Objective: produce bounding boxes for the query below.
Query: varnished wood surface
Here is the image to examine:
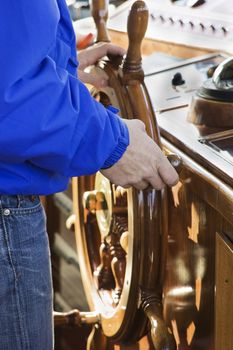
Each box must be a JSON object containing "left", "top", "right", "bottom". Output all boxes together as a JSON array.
[
  {"left": 162, "top": 138, "right": 233, "bottom": 226},
  {"left": 188, "top": 95, "right": 233, "bottom": 128},
  {"left": 215, "top": 233, "right": 233, "bottom": 350},
  {"left": 157, "top": 140, "right": 233, "bottom": 349},
  {"left": 91, "top": 0, "right": 110, "bottom": 42}
]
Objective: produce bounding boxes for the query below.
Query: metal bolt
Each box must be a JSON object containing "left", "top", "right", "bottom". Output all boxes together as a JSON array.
[{"left": 3, "top": 209, "right": 11, "bottom": 216}]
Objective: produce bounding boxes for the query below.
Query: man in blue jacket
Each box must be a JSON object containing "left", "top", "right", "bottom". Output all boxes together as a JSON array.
[{"left": 0, "top": 1, "right": 178, "bottom": 349}]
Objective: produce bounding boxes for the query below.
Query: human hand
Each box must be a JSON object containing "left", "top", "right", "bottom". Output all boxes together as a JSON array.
[
  {"left": 77, "top": 42, "right": 126, "bottom": 88},
  {"left": 101, "top": 119, "right": 179, "bottom": 190}
]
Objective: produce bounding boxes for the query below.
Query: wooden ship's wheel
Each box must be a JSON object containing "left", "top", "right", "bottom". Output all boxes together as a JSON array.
[{"left": 55, "top": 1, "right": 180, "bottom": 349}]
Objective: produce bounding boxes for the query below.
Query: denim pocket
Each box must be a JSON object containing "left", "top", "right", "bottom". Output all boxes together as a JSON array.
[{"left": 0, "top": 197, "right": 53, "bottom": 349}]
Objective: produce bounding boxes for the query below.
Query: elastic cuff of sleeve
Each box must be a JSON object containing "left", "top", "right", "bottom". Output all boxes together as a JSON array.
[
  {"left": 102, "top": 121, "right": 129, "bottom": 169},
  {"left": 106, "top": 105, "right": 120, "bottom": 114}
]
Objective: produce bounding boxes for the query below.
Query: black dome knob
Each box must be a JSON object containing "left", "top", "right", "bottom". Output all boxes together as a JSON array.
[{"left": 172, "top": 72, "right": 185, "bottom": 86}]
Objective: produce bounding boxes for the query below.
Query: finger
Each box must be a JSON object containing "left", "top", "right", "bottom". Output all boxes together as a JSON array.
[
  {"left": 78, "top": 43, "right": 126, "bottom": 69},
  {"left": 78, "top": 70, "right": 108, "bottom": 88},
  {"left": 98, "top": 42, "right": 126, "bottom": 57},
  {"left": 123, "top": 118, "right": 146, "bottom": 132},
  {"left": 132, "top": 180, "right": 149, "bottom": 190},
  {"left": 147, "top": 174, "right": 166, "bottom": 190},
  {"left": 158, "top": 157, "right": 179, "bottom": 187},
  {"left": 135, "top": 119, "right": 146, "bottom": 131},
  {"left": 121, "top": 184, "right": 131, "bottom": 189}
]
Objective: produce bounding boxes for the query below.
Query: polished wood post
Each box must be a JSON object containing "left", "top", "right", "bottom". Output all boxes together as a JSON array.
[
  {"left": 121, "top": 0, "right": 160, "bottom": 144},
  {"left": 90, "top": 0, "right": 110, "bottom": 42},
  {"left": 95, "top": 238, "right": 115, "bottom": 290},
  {"left": 109, "top": 216, "right": 127, "bottom": 304},
  {"left": 141, "top": 291, "right": 176, "bottom": 350},
  {"left": 123, "top": 0, "right": 148, "bottom": 74},
  {"left": 54, "top": 310, "right": 100, "bottom": 326}
]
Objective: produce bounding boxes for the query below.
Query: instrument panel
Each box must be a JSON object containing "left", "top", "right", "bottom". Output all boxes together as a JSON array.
[
  {"left": 108, "top": 0, "right": 233, "bottom": 54},
  {"left": 144, "top": 53, "right": 225, "bottom": 111},
  {"left": 144, "top": 53, "right": 233, "bottom": 181}
]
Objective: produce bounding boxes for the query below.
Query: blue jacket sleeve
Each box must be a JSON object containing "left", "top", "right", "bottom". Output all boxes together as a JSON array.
[{"left": 0, "top": 0, "right": 129, "bottom": 176}]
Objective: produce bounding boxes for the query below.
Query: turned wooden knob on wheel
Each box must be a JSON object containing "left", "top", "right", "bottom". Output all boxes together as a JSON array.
[
  {"left": 90, "top": 0, "right": 110, "bottom": 42},
  {"left": 123, "top": 0, "right": 149, "bottom": 73},
  {"left": 53, "top": 310, "right": 100, "bottom": 327}
]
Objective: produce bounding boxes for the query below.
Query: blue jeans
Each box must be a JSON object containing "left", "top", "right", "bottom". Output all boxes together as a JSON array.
[{"left": 0, "top": 195, "right": 53, "bottom": 350}]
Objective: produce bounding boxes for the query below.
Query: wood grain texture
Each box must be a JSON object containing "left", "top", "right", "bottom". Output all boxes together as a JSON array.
[{"left": 215, "top": 233, "right": 233, "bottom": 350}]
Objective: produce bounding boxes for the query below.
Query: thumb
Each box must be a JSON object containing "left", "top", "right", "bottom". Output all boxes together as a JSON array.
[
  {"left": 78, "top": 70, "right": 108, "bottom": 88},
  {"left": 123, "top": 118, "right": 146, "bottom": 132}
]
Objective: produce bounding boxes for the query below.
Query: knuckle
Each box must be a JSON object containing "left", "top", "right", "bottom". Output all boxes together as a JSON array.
[
  {"left": 116, "top": 179, "right": 130, "bottom": 188},
  {"left": 130, "top": 176, "right": 140, "bottom": 185},
  {"left": 137, "top": 119, "right": 146, "bottom": 129}
]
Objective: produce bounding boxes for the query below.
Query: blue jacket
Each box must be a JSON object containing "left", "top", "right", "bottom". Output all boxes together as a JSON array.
[{"left": 0, "top": 0, "right": 129, "bottom": 195}]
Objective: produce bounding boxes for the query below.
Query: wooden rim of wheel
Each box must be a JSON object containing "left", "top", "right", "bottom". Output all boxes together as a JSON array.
[{"left": 71, "top": 1, "right": 177, "bottom": 347}]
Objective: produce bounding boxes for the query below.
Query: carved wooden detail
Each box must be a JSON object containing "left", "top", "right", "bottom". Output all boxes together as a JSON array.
[
  {"left": 109, "top": 215, "right": 128, "bottom": 304},
  {"left": 141, "top": 291, "right": 176, "bottom": 350},
  {"left": 91, "top": 0, "right": 110, "bottom": 43},
  {"left": 95, "top": 238, "right": 115, "bottom": 290},
  {"left": 69, "top": 1, "right": 178, "bottom": 348}
]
